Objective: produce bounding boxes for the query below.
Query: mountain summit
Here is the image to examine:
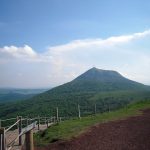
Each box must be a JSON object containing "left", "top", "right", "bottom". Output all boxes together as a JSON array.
[{"left": 74, "top": 67, "right": 125, "bottom": 82}]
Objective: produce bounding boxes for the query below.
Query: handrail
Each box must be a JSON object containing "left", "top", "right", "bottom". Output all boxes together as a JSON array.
[
  {"left": 1, "top": 118, "right": 16, "bottom": 122},
  {"left": 7, "top": 121, "right": 37, "bottom": 150},
  {"left": 1, "top": 115, "right": 59, "bottom": 150},
  {"left": 21, "top": 121, "right": 37, "bottom": 136},
  {"left": 1, "top": 116, "right": 56, "bottom": 122},
  {"left": 5, "top": 120, "right": 20, "bottom": 133}
]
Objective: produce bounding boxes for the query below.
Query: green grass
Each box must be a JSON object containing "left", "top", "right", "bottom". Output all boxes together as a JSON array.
[{"left": 34, "top": 99, "right": 150, "bottom": 146}]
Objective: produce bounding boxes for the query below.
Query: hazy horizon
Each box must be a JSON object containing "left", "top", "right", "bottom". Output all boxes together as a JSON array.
[{"left": 0, "top": 67, "right": 150, "bottom": 89}]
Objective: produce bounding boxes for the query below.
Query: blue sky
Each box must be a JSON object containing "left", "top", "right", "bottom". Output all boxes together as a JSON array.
[{"left": 0, "top": 0, "right": 150, "bottom": 88}]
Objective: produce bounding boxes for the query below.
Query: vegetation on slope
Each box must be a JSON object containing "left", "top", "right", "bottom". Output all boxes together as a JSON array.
[
  {"left": 0, "top": 90, "right": 150, "bottom": 119},
  {"left": 34, "top": 99, "right": 150, "bottom": 146},
  {"left": 0, "top": 68, "right": 150, "bottom": 119}
]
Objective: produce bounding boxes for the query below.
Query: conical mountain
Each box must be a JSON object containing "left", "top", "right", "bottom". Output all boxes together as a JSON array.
[{"left": 51, "top": 67, "right": 147, "bottom": 93}]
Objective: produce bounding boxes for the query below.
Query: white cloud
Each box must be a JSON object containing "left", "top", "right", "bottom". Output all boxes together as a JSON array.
[
  {"left": 0, "top": 45, "right": 37, "bottom": 60},
  {"left": 48, "top": 29, "right": 150, "bottom": 53},
  {"left": 0, "top": 29, "right": 150, "bottom": 88}
]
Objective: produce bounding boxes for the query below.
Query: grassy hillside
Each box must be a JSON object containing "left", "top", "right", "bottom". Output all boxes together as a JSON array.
[
  {"left": 1, "top": 90, "right": 150, "bottom": 119},
  {"left": 34, "top": 99, "right": 150, "bottom": 146}
]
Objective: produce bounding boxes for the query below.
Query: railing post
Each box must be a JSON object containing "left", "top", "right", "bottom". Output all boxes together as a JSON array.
[
  {"left": 38, "top": 116, "right": 40, "bottom": 130},
  {"left": 18, "top": 116, "right": 22, "bottom": 145},
  {"left": 0, "top": 128, "right": 6, "bottom": 150},
  {"left": 26, "top": 117, "right": 29, "bottom": 126},
  {"left": 45, "top": 117, "right": 46, "bottom": 125},
  {"left": 29, "top": 118, "right": 31, "bottom": 124},
  {"left": 94, "top": 104, "right": 97, "bottom": 115},
  {"left": 17, "top": 116, "right": 19, "bottom": 129},
  {"left": 25, "top": 129, "right": 34, "bottom": 150},
  {"left": 46, "top": 118, "right": 48, "bottom": 128}
]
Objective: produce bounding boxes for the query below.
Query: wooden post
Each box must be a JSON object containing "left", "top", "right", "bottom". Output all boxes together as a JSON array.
[
  {"left": 26, "top": 117, "right": 29, "bottom": 126},
  {"left": 18, "top": 116, "right": 22, "bottom": 145},
  {"left": 29, "top": 118, "right": 31, "bottom": 124},
  {"left": 45, "top": 117, "right": 46, "bottom": 125},
  {"left": 16, "top": 116, "right": 19, "bottom": 129},
  {"left": 78, "top": 104, "right": 81, "bottom": 119},
  {"left": 25, "top": 129, "right": 34, "bottom": 150},
  {"left": 0, "top": 128, "right": 6, "bottom": 150},
  {"left": 94, "top": 104, "right": 97, "bottom": 115},
  {"left": 56, "top": 107, "right": 59, "bottom": 122},
  {"left": 38, "top": 116, "right": 40, "bottom": 130},
  {"left": 46, "top": 118, "right": 48, "bottom": 128}
]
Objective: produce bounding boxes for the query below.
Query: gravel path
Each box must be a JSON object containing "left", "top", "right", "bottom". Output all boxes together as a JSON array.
[{"left": 35, "top": 109, "right": 150, "bottom": 150}]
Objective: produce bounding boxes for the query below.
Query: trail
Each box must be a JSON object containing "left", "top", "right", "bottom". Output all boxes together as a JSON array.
[{"left": 35, "top": 109, "right": 150, "bottom": 150}]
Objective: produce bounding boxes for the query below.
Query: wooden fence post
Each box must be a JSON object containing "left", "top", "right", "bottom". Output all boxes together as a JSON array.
[
  {"left": 45, "top": 117, "right": 46, "bottom": 125},
  {"left": 46, "top": 118, "right": 48, "bottom": 128},
  {"left": 94, "top": 104, "right": 97, "bottom": 115},
  {"left": 38, "top": 116, "right": 40, "bottom": 130},
  {"left": 78, "top": 104, "right": 81, "bottom": 119},
  {"left": 26, "top": 117, "right": 29, "bottom": 126},
  {"left": 25, "top": 129, "right": 34, "bottom": 150},
  {"left": 16, "top": 116, "right": 19, "bottom": 129},
  {"left": 56, "top": 107, "right": 59, "bottom": 123},
  {"left": 0, "top": 128, "right": 6, "bottom": 150},
  {"left": 29, "top": 118, "right": 32, "bottom": 124},
  {"left": 18, "top": 116, "right": 22, "bottom": 145}
]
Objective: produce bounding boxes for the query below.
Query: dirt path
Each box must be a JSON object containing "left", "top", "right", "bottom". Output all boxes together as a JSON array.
[{"left": 35, "top": 109, "right": 150, "bottom": 150}]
